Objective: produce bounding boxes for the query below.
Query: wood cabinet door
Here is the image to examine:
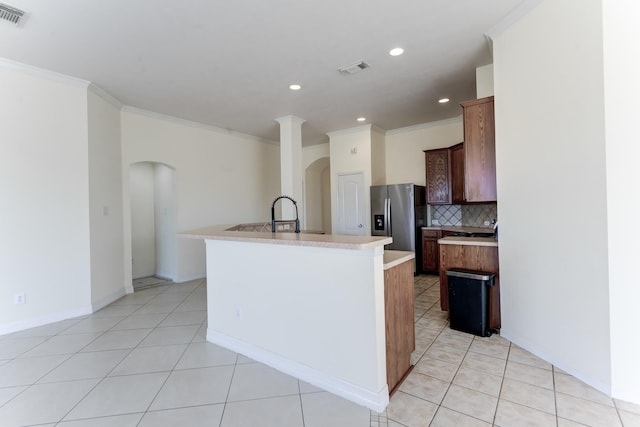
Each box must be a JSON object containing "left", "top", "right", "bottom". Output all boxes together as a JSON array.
[
  {"left": 462, "top": 96, "right": 497, "bottom": 202},
  {"left": 424, "top": 149, "right": 452, "bottom": 204},
  {"left": 421, "top": 231, "right": 440, "bottom": 272},
  {"left": 450, "top": 143, "right": 465, "bottom": 204}
]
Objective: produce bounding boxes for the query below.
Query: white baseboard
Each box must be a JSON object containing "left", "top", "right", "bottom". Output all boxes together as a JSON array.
[
  {"left": 207, "top": 329, "right": 389, "bottom": 412},
  {"left": 0, "top": 287, "right": 128, "bottom": 336},
  {"left": 0, "top": 306, "right": 93, "bottom": 336},
  {"left": 91, "top": 287, "right": 127, "bottom": 312},
  {"left": 175, "top": 274, "right": 206, "bottom": 284}
]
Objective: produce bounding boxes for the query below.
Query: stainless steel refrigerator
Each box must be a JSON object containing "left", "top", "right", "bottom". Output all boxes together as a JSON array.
[{"left": 371, "top": 183, "right": 426, "bottom": 274}]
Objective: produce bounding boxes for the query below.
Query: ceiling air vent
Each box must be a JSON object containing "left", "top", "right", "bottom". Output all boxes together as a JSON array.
[
  {"left": 338, "top": 61, "right": 370, "bottom": 75},
  {"left": 0, "top": 3, "right": 25, "bottom": 25}
]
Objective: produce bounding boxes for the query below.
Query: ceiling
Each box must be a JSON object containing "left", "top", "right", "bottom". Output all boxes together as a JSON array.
[{"left": 0, "top": 0, "right": 522, "bottom": 145}]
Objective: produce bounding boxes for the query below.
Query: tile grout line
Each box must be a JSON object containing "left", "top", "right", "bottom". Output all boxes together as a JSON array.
[
  {"left": 491, "top": 341, "right": 512, "bottom": 426},
  {"left": 297, "top": 378, "right": 307, "bottom": 427},
  {"left": 55, "top": 299, "right": 163, "bottom": 424},
  {"left": 53, "top": 280, "right": 198, "bottom": 424},
  {"left": 552, "top": 365, "right": 559, "bottom": 427},
  {"left": 217, "top": 344, "right": 241, "bottom": 427}
]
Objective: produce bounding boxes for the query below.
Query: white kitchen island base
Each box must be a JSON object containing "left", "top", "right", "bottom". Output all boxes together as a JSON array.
[{"left": 182, "top": 227, "right": 392, "bottom": 412}]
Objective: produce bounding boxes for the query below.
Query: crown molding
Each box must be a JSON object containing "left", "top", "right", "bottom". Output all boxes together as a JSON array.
[
  {"left": 326, "top": 123, "right": 387, "bottom": 138},
  {"left": 121, "top": 106, "right": 278, "bottom": 145},
  {"left": 385, "top": 116, "right": 463, "bottom": 136},
  {"left": 88, "top": 83, "right": 123, "bottom": 109},
  {"left": 485, "top": 0, "right": 544, "bottom": 43},
  {"left": 275, "top": 115, "right": 306, "bottom": 126},
  {"left": 0, "top": 57, "right": 90, "bottom": 88}
]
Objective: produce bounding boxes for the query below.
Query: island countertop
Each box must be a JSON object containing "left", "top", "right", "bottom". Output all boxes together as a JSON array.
[
  {"left": 180, "top": 225, "right": 392, "bottom": 250},
  {"left": 383, "top": 250, "right": 415, "bottom": 270}
]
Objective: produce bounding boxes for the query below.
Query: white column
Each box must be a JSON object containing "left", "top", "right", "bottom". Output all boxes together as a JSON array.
[{"left": 275, "top": 115, "right": 305, "bottom": 221}]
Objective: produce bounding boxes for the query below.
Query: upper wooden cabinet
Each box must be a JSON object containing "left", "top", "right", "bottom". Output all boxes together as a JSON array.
[
  {"left": 449, "top": 142, "right": 465, "bottom": 204},
  {"left": 424, "top": 97, "right": 496, "bottom": 204},
  {"left": 461, "top": 96, "right": 497, "bottom": 202},
  {"left": 424, "top": 148, "right": 452, "bottom": 204}
]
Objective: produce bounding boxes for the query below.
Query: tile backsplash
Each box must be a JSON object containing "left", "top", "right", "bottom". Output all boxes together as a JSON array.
[
  {"left": 431, "top": 204, "right": 462, "bottom": 226},
  {"left": 431, "top": 203, "right": 497, "bottom": 227}
]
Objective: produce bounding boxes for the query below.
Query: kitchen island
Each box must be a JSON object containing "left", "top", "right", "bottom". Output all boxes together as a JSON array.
[{"left": 181, "top": 225, "right": 407, "bottom": 412}]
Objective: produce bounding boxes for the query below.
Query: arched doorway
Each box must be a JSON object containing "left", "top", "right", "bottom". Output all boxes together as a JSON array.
[
  {"left": 304, "top": 157, "right": 331, "bottom": 233},
  {"left": 129, "top": 162, "right": 177, "bottom": 290}
]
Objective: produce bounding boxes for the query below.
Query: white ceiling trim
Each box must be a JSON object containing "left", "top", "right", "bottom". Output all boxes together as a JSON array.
[
  {"left": 485, "top": 0, "right": 544, "bottom": 42},
  {"left": 121, "top": 106, "right": 278, "bottom": 146},
  {"left": 385, "top": 116, "right": 463, "bottom": 136},
  {"left": 0, "top": 56, "right": 89, "bottom": 88},
  {"left": 326, "top": 124, "right": 376, "bottom": 139},
  {"left": 88, "top": 83, "right": 123, "bottom": 109}
]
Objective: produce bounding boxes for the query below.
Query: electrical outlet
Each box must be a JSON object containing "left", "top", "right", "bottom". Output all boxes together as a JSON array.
[
  {"left": 14, "top": 293, "right": 26, "bottom": 305},
  {"left": 277, "top": 225, "right": 284, "bottom": 231},
  {"left": 283, "top": 224, "right": 290, "bottom": 230},
  {"left": 484, "top": 220, "right": 491, "bottom": 226},
  {"left": 432, "top": 219, "right": 440, "bottom": 225}
]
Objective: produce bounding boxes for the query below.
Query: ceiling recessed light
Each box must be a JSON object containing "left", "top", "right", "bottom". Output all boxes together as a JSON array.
[
  {"left": 389, "top": 47, "right": 404, "bottom": 56},
  {"left": 438, "top": 98, "right": 450, "bottom": 104},
  {"left": 357, "top": 117, "right": 366, "bottom": 122},
  {"left": 289, "top": 84, "right": 301, "bottom": 91}
]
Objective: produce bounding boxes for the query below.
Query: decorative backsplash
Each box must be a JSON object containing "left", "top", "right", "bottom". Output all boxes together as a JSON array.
[
  {"left": 432, "top": 204, "right": 462, "bottom": 226},
  {"left": 431, "top": 203, "right": 497, "bottom": 227}
]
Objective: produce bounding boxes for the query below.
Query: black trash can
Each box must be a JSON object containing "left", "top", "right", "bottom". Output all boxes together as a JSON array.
[{"left": 446, "top": 269, "right": 496, "bottom": 337}]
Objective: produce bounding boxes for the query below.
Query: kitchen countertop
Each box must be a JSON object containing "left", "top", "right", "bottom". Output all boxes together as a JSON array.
[
  {"left": 180, "top": 225, "right": 392, "bottom": 250},
  {"left": 438, "top": 236, "right": 498, "bottom": 247},
  {"left": 423, "top": 225, "right": 494, "bottom": 233},
  {"left": 383, "top": 250, "right": 415, "bottom": 270}
]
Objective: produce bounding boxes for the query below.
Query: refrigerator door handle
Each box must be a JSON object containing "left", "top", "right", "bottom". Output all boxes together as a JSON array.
[{"left": 385, "top": 198, "right": 391, "bottom": 237}]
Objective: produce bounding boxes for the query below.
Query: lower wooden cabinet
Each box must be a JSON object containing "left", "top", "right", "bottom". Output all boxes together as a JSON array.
[
  {"left": 438, "top": 243, "right": 501, "bottom": 330},
  {"left": 421, "top": 229, "right": 441, "bottom": 273},
  {"left": 384, "top": 259, "right": 415, "bottom": 394}
]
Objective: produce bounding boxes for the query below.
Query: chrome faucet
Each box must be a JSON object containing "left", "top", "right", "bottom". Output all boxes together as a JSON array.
[{"left": 271, "top": 195, "right": 300, "bottom": 233}]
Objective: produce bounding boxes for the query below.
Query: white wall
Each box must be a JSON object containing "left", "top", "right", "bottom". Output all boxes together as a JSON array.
[
  {"left": 303, "top": 143, "right": 330, "bottom": 232},
  {"left": 493, "top": 0, "right": 612, "bottom": 393},
  {"left": 371, "top": 127, "right": 386, "bottom": 186},
  {"left": 129, "top": 162, "right": 156, "bottom": 279},
  {"left": 329, "top": 126, "right": 374, "bottom": 234},
  {"left": 602, "top": 0, "right": 640, "bottom": 404},
  {"left": 476, "top": 64, "right": 495, "bottom": 98},
  {"left": 87, "top": 88, "right": 126, "bottom": 307},
  {"left": 0, "top": 62, "right": 92, "bottom": 333},
  {"left": 385, "top": 118, "right": 463, "bottom": 186},
  {"left": 321, "top": 167, "right": 332, "bottom": 233},
  {"left": 304, "top": 158, "right": 329, "bottom": 232},
  {"left": 154, "top": 163, "right": 177, "bottom": 280},
  {"left": 121, "top": 109, "right": 281, "bottom": 283}
]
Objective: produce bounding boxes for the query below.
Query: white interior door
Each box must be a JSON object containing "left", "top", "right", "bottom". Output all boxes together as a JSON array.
[{"left": 336, "top": 172, "right": 366, "bottom": 236}]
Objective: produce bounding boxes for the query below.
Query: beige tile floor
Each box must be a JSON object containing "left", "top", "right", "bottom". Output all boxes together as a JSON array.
[{"left": 0, "top": 275, "right": 638, "bottom": 426}]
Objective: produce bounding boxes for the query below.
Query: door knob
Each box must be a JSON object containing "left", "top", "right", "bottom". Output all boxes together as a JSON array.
[{"left": 358, "top": 224, "right": 363, "bottom": 228}]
